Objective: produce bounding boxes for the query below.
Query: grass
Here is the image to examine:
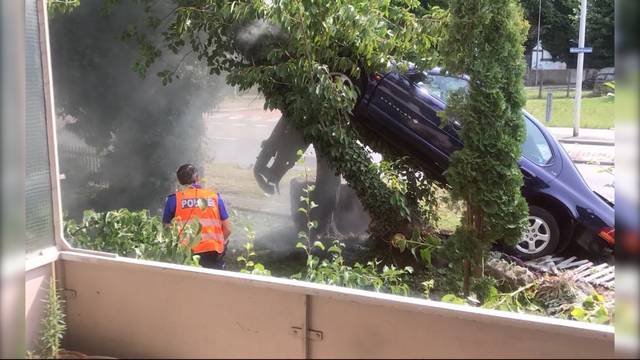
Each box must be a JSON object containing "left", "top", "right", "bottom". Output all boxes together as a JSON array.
[
  {"left": 206, "top": 161, "right": 464, "bottom": 233},
  {"left": 434, "top": 188, "right": 462, "bottom": 233},
  {"left": 524, "top": 86, "right": 583, "bottom": 100},
  {"left": 524, "top": 94, "right": 614, "bottom": 129}
]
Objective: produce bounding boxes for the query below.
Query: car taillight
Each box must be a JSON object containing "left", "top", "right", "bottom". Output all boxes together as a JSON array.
[{"left": 598, "top": 227, "right": 615, "bottom": 246}]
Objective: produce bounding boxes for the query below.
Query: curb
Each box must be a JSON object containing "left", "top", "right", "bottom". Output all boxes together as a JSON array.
[
  {"left": 558, "top": 138, "right": 614, "bottom": 147},
  {"left": 230, "top": 205, "right": 291, "bottom": 218},
  {"left": 572, "top": 159, "right": 614, "bottom": 166}
]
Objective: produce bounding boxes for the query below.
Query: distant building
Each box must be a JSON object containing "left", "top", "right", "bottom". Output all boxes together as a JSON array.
[{"left": 531, "top": 41, "right": 567, "bottom": 70}]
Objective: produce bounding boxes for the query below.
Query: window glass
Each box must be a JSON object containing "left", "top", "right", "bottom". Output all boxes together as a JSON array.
[
  {"left": 25, "top": 0, "right": 55, "bottom": 254},
  {"left": 521, "top": 118, "right": 553, "bottom": 165},
  {"left": 414, "top": 73, "right": 469, "bottom": 103}
]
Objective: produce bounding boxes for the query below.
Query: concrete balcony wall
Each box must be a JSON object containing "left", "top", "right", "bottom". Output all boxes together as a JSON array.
[{"left": 53, "top": 251, "right": 614, "bottom": 359}]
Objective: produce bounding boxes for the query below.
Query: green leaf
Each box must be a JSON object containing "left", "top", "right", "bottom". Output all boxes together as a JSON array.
[
  {"left": 571, "top": 307, "right": 587, "bottom": 321},
  {"left": 592, "top": 292, "right": 605, "bottom": 303},
  {"left": 313, "top": 241, "right": 325, "bottom": 251},
  {"left": 441, "top": 294, "right": 466, "bottom": 305},
  {"left": 419, "top": 247, "right": 432, "bottom": 267}
]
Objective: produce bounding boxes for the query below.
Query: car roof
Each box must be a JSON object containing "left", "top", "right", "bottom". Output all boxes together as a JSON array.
[{"left": 425, "top": 66, "right": 471, "bottom": 81}]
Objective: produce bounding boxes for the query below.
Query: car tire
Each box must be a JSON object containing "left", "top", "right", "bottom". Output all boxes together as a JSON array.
[{"left": 511, "top": 206, "right": 560, "bottom": 260}]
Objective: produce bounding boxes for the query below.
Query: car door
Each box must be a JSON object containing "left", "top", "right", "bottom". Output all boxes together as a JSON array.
[{"left": 365, "top": 71, "right": 458, "bottom": 175}]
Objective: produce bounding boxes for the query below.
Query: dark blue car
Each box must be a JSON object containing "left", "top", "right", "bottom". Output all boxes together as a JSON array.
[{"left": 353, "top": 67, "right": 615, "bottom": 260}]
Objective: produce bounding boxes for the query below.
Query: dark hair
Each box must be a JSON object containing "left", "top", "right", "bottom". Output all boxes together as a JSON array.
[{"left": 176, "top": 164, "right": 198, "bottom": 185}]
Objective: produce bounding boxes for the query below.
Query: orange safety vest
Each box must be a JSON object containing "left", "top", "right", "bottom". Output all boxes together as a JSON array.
[{"left": 174, "top": 187, "right": 225, "bottom": 254}]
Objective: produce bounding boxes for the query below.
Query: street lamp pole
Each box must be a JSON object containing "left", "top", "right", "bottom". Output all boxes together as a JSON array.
[
  {"left": 573, "top": 0, "right": 588, "bottom": 137},
  {"left": 536, "top": 0, "right": 542, "bottom": 97}
]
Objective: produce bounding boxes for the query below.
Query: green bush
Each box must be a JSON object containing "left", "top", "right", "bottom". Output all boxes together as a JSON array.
[
  {"left": 293, "top": 182, "right": 413, "bottom": 296},
  {"left": 40, "top": 277, "right": 66, "bottom": 359},
  {"left": 441, "top": 0, "right": 530, "bottom": 295},
  {"left": 236, "top": 223, "right": 271, "bottom": 276},
  {"left": 64, "top": 209, "right": 202, "bottom": 266},
  {"left": 293, "top": 239, "right": 414, "bottom": 296}
]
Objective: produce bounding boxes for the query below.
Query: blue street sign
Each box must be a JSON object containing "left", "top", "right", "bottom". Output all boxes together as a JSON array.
[{"left": 570, "top": 47, "right": 593, "bottom": 54}]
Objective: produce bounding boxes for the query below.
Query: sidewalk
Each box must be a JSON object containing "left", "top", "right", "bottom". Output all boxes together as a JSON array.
[
  {"left": 547, "top": 127, "right": 614, "bottom": 165},
  {"left": 546, "top": 127, "right": 614, "bottom": 146}
]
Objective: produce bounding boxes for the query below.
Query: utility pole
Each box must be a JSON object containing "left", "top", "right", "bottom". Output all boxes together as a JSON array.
[
  {"left": 536, "top": 0, "right": 543, "bottom": 98},
  {"left": 573, "top": 0, "right": 588, "bottom": 137}
]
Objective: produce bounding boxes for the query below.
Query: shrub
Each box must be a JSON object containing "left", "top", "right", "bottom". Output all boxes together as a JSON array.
[{"left": 64, "top": 209, "right": 202, "bottom": 266}]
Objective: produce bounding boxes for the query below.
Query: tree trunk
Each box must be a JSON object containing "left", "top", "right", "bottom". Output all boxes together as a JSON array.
[
  {"left": 463, "top": 258, "right": 471, "bottom": 297},
  {"left": 288, "top": 114, "right": 412, "bottom": 242},
  {"left": 311, "top": 152, "right": 341, "bottom": 236}
]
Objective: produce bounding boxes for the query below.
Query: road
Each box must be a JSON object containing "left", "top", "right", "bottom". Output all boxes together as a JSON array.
[{"left": 203, "top": 104, "right": 317, "bottom": 169}]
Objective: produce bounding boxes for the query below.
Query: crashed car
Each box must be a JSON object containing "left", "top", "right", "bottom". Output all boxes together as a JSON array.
[{"left": 254, "top": 67, "right": 615, "bottom": 260}]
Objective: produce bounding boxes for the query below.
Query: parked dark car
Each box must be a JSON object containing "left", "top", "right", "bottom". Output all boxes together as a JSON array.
[
  {"left": 352, "top": 67, "right": 615, "bottom": 260},
  {"left": 584, "top": 67, "right": 615, "bottom": 93},
  {"left": 592, "top": 67, "right": 615, "bottom": 96}
]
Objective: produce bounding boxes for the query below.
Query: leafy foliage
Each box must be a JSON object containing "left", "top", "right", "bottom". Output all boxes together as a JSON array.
[
  {"left": 390, "top": 230, "right": 442, "bottom": 269},
  {"left": 48, "top": 0, "right": 81, "bottom": 16},
  {"left": 520, "top": 0, "right": 613, "bottom": 68},
  {"left": 441, "top": 293, "right": 466, "bottom": 305},
  {"left": 584, "top": 0, "right": 614, "bottom": 69},
  {"left": 38, "top": 277, "right": 67, "bottom": 359},
  {"left": 438, "top": 267, "right": 613, "bottom": 325},
  {"left": 480, "top": 281, "right": 542, "bottom": 313},
  {"left": 521, "top": 0, "right": 579, "bottom": 65},
  {"left": 293, "top": 180, "right": 413, "bottom": 295},
  {"left": 236, "top": 224, "right": 271, "bottom": 276},
  {"left": 602, "top": 81, "right": 615, "bottom": 94},
  {"left": 64, "top": 209, "right": 202, "bottom": 266},
  {"left": 570, "top": 292, "right": 611, "bottom": 324},
  {"left": 65, "top": 209, "right": 160, "bottom": 257},
  {"left": 441, "top": 0, "right": 530, "bottom": 294},
  {"left": 114, "top": 0, "right": 448, "bottom": 241},
  {"left": 294, "top": 238, "right": 414, "bottom": 296}
]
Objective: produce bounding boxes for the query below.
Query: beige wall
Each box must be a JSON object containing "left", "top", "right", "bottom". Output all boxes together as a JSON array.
[{"left": 58, "top": 252, "right": 614, "bottom": 359}]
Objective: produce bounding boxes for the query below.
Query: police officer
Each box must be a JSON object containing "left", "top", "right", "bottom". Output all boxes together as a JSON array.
[{"left": 162, "top": 164, "right": 232, "bottom": 269}]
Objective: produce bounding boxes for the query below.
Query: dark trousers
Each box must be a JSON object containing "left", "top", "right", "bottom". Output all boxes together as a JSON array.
[{"left": 195, "top": 250, "right": 226, "bottom": 270}]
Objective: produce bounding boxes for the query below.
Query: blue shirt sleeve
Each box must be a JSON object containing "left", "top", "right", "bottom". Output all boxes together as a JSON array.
[
  {"left": 217, "top": 193, "right": 229, "bottom": 220},
  {"left": 162, "top": 194, "right": 176, "bottom": 224}
]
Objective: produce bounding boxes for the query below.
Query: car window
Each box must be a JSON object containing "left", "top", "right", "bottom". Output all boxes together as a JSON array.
[
  {"left": 413, "top": 73, "right": 469, "bottom": 102},
  {"left": 521, "top": 118, "right": 553, "bottom": 165}
]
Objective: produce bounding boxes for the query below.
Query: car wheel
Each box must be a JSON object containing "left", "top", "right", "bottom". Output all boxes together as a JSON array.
[{"left": 512, "top": 206, "right": 560, "bottom": 260}]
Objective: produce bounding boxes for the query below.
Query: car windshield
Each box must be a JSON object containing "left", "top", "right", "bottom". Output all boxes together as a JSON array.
[{"left": 414, "top": 73, "right": 469, "bottom": 102}]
